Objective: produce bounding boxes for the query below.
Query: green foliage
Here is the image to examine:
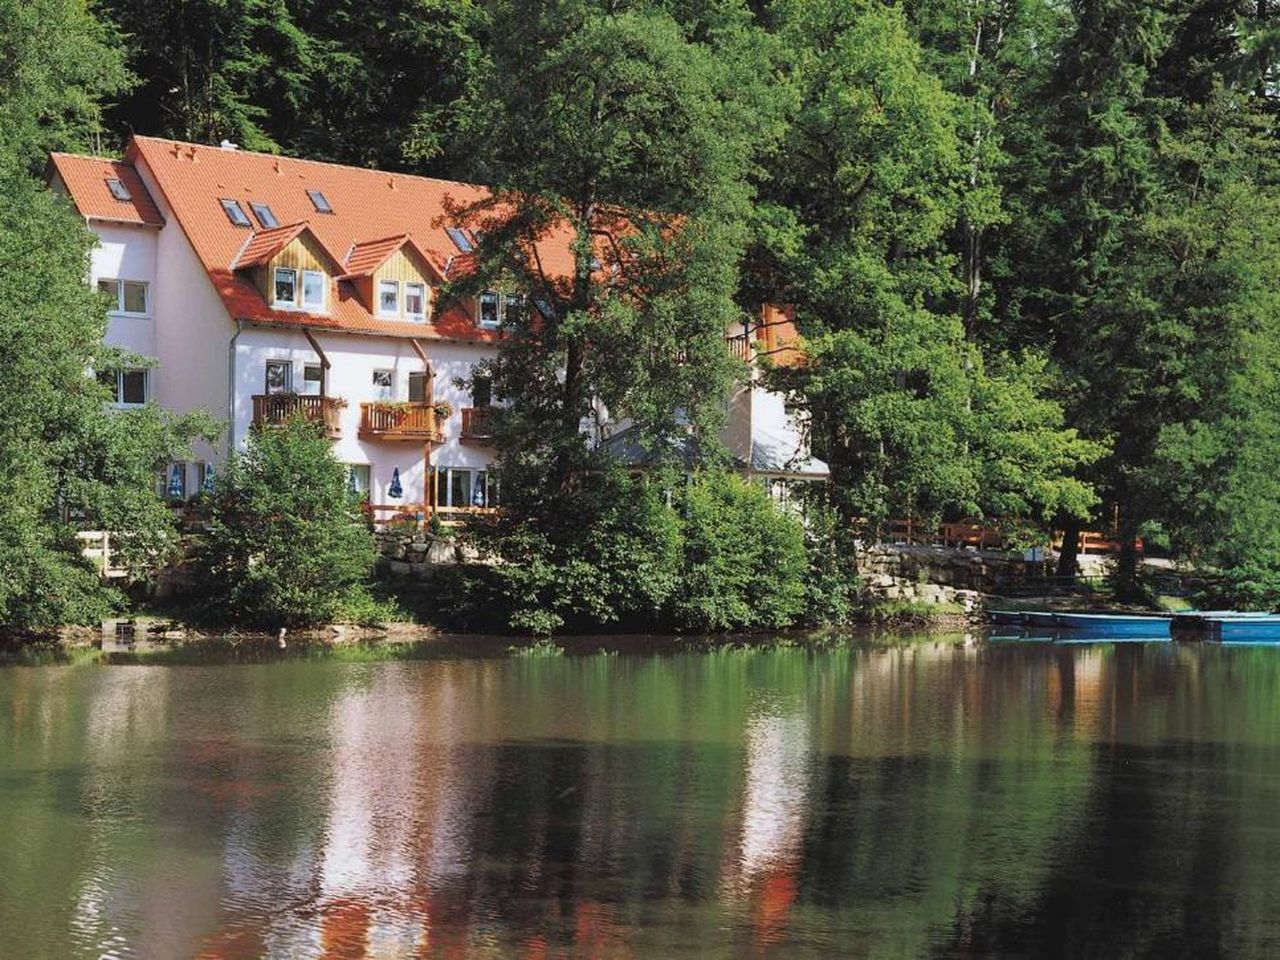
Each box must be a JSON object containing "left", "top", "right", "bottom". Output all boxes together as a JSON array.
[
  {"left": 445, "top": 0, "right": 779, "bottom": 488},
  {"left": 484, "top": 467, "right": 684, "bottom": 635},
  {"left": 671, "top": 472, "right": 809, "bottom": 632},
  {"left": 467, "top": 468, "right": 811, "bottom": 635},
  {"left": 196, "top": 418, "right": 379, "bottom": 626},
  {"left": 0, "top": 0, "right": 130, "bottom": 174},
  {"left": 0, "top": 170, "right": 211, "bottom": 631},
  {"left": 758, "top": 0, "right": 1098, "bottom": 537}
]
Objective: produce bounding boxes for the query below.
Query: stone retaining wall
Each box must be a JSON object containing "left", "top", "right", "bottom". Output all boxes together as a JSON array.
[
  {"left": 375, "top": 530, "right": 478, "bottom": 578},
  {"left": 856, "top": 543, "right": 1040, "bottom": 610}
]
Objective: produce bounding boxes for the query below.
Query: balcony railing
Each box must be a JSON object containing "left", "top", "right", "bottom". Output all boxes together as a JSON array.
[
  {"left": 358, "top": 402, "right": 443, "bottom": 442},
  {"left": 726, "top": 333, "right": 753, "bottom": 362},
  {"left": 251, "top": 394, "right": 342, "bottom": 439},
  {"left": 461, "top": 406, "right": 494, "bottom": 443}
]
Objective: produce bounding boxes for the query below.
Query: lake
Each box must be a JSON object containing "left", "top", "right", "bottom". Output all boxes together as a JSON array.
[{"left": 2, "top": 633, "right": 1280, "bottom": 958}]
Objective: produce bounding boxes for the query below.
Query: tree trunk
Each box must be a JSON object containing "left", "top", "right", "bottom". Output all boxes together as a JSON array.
[
  {"left": 1056, "top": 516, "right": 1080, "bottom": 580},
  {"left": 1114, "top": 518, "right": 1142, "bottom": 601}
]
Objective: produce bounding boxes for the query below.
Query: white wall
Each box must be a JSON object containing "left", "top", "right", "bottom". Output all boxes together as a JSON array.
[
  {"left": 234, "top": 327, "right": 497, "bottom": 505},
  {"left": 89, "top": 223, "right": 158, "bottom": 358}
]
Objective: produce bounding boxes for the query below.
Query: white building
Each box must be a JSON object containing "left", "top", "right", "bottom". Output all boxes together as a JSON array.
[{"left": 47, "top": 136, "right": 824, "bottom": 522}]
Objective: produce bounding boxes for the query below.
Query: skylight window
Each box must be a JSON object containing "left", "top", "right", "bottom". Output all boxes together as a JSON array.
[
  {"left": 219, "top": 198, "right": 251, "bottom": 227},
  {"left": 307, "top": 189, "right": 333, "bottom": 214},
  {"left": 446, "top": 227, "right": 474, "bottom": 253},
  {"left": 250, "top": 202, "right": 278, "bottom": 229},
  {"left": 105, "top": 178, "right": 132, "bottom": 202}
]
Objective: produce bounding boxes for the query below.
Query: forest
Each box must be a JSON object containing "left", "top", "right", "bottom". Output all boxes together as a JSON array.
[{"left": 4, "top": 0, "right": 1280, "bottom": 629}]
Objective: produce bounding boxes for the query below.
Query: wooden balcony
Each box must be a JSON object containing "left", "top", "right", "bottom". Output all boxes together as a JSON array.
[
  {"left": 726, "top": 333, "right": 753, "bottom": 362},
  {"left": 461, "top": 406, "right": 494, "bottom": 443},
  {"left": 359, "top": 401, "right": 443, "bottom": 442},
  {"left": 251, "top": 394, "right": 342, "bottom": 439}
]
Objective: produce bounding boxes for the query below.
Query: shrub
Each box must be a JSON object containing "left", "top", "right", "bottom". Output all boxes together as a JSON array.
[
  {"left": 483, "top": 466, "right": 684, "bottom": 634},
  {"left": 196, "top": 417, "right": 378, "bottom": 626},
  {"left": 669, "top": 472, "right": 808, "bottom": 632},
  {"left": 801, "top": 498, "right": 861, "bottom": 625}
]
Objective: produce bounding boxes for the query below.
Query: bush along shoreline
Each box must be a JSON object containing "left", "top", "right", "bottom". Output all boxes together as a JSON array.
[{"left": 0, "top": 420, "right": 990, "bottom": 643}]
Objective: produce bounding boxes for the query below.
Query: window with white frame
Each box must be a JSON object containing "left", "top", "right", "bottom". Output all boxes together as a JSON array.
[
  {"left": 302, "top": 363, "right": 323, "bottom": 396},
  {"left": 265, "top": 360, "right": 292, "bottom": 394},
  {"left": 435, "top": 467, "right": 495, "bottom": 508},
  {"left": 97, "top": 278, "right": 149, "bottom": 316},
  {"left": 404, "top": 282, "right": 426, "bottom": 320},
  {"left": 347, "top": 464, "right": 371, "bottom": 497},
  {"left": 371, "top": 369, "right": 394, "bottom": 400},
  {"left": 478, "top": 290, "right": 525, "bottom": 328},
  {"left": 378, "top": 280, "right": 399, "bottom": 317},
  {"left": 301, "top": 270, "right": 326, "bottom": 311},
  {"left": 478, "top": 290, "right": 501, "bottom": 328},
  {"left": 273, "top": 267, "right": 298, "bottom": 307},
  {"left": 195, "top": 461, "right": 216, "bottom": 496},
  {"left": 98, "top": 368, "right": 149, "bottom": 407}
]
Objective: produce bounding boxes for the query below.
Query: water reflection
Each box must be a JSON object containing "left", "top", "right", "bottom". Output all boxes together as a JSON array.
[{"left": 4, "top": 639, "right": 1280, "bottom": 956}]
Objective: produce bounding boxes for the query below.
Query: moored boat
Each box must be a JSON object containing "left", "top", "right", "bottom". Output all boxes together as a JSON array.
[
  {"left": 1050, "top": 612, "right": 1172, "bottom": 638},
  {"left": 1172, "top": 612, "right": 1280, "bottom": 642}
]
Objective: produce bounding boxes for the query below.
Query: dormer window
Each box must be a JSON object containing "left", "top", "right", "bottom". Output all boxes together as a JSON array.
[
  {"left": 478, "top": 290, "right": 524, "bottom": 328},
  {"left": 378, "top": 280, "right": 400, "bottom": 317},
  {"left": 301, "top": 270, "right": 326, "bottom": 311},
  {"left": 479, "top": 291, "right": 500, "bottom": 328},
  {"left": 220, "top": 198, "right": 251, "bottom": 227},
  {"left": 405, "top": 282, "right": 426, "bottom": 320},
  {"left": 250, "top": 202, "right": 278, "bottom": 228},
  {"left": 106, "top": 178, "right": 132, "bottom": 201},
  {"left": 307, "top": 189, "right": 333, "bottom": 214},
  {"left": 273, "top": 267, "right": 298, "bottom": 306},
  {"left": 446, "top": 227, "right": 473, "bottom": 252}
]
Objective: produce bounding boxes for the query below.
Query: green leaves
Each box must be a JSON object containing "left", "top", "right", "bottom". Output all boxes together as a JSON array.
[{"left": 197, "top": 418, "right": 379, "bottom": 627}]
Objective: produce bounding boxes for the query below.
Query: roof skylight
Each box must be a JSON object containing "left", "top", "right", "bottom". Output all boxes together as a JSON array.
[
  {"left": 220, "top": 198, "right": 251, "bottom": 227},
  {"left": 105, "top": 178, "right": 132, "bottom": 202},
  {"left": 307, "top": 189, "right": 333, "bottom": 214},
  {"left": 250, "top": 202, "right": 278, "bottom": 229},
  {"left": 446, "top": 227, "right": 474, "bottom": 253}
]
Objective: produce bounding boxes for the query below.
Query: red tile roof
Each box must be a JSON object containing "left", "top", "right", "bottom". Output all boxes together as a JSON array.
[
  {"left": 47, "top": 153, "right": 164, "bottom": 227},
  {"left": 232, "top": 222, "right": 313, "bottom": 268},
  {"left": 339, "top": 233, "right": 445, "bottom": 280},
  {"left": 119, "top": 136, "right": 587, "bottom": 342}
]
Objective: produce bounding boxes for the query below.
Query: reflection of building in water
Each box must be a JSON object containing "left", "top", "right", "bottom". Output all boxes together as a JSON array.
[
  {"left": 185, "top": 662, "right": 496, "bottom": 959},
  {"left": 722, "top": 710, "right": 812, "bottom": 948}
]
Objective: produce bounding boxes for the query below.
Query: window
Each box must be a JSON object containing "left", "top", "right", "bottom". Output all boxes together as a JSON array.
[
  {"left": 378, "top": 280, "right": 399, "bottom": 317},
  {"left": 435, "top": 467, "right": 495, "bottom": 508},
  {"left": 302, "top": 364, "right": 324, "bottom": 396},
  {"left": 196, "top": 461, "right": 214, "bottom": 495},
  {"left": 105, "top": 178, "right": 132, "bottom": 202},
  {"left": 307, "top": 189, "right": 333, "bottom": 213},
  {"left": 166, "top": 462, "right": 187, "bottom": 501},
  {"left": 408, "top": 371, "right": 429, "bottom": 403},
  {"left": 445, "top": 227, "right": 474, "bottom": 253},
  {"left": 479, "top": 290, "right": 501, "bottom": 328},
  {"left": 265, "top": 360, "right": 292, "bottom": 394},
  {"left": 472, "top": 375, "right": 492, "bottom": 408},
  {"left": 478, "top": 291, "right": 523, "bottom": 328},
  {"left": 97, "top": 278, "right": 149, "bottom": 316},
  {"left": 250, "top": 202, "right": 278, "bottom": 228},
  {"left": 220, "top": 198, "right": 251, "bottom": 227},
  {"left": 273, "top": 267, "right": 297, "bottom": 306},
  {"left": 347, "top": 464, "right": 371, "bottom": 497},
  {"left": 404, "top": 282, "right": 426, "bottom": 320},
  {"left": 371, "top": 369, "right": 394, "bottom": 400},
  {"left": 301, "top": 270, "right": 326, "bottom": 311},
  {"left": 98, "top": 368, "right": 149, "bottom": 407}
]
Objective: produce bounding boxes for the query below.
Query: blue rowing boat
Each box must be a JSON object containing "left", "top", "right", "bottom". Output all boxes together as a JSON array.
[
  {"left": 1050, "top": 612, "right": 1172, "bottom": 638},
  {"left": 987, "top": 610, "right": 1173, "bottom": 638},
  {"left": 1172, "top": 612, "right": 1280, "bottom": 641}
]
